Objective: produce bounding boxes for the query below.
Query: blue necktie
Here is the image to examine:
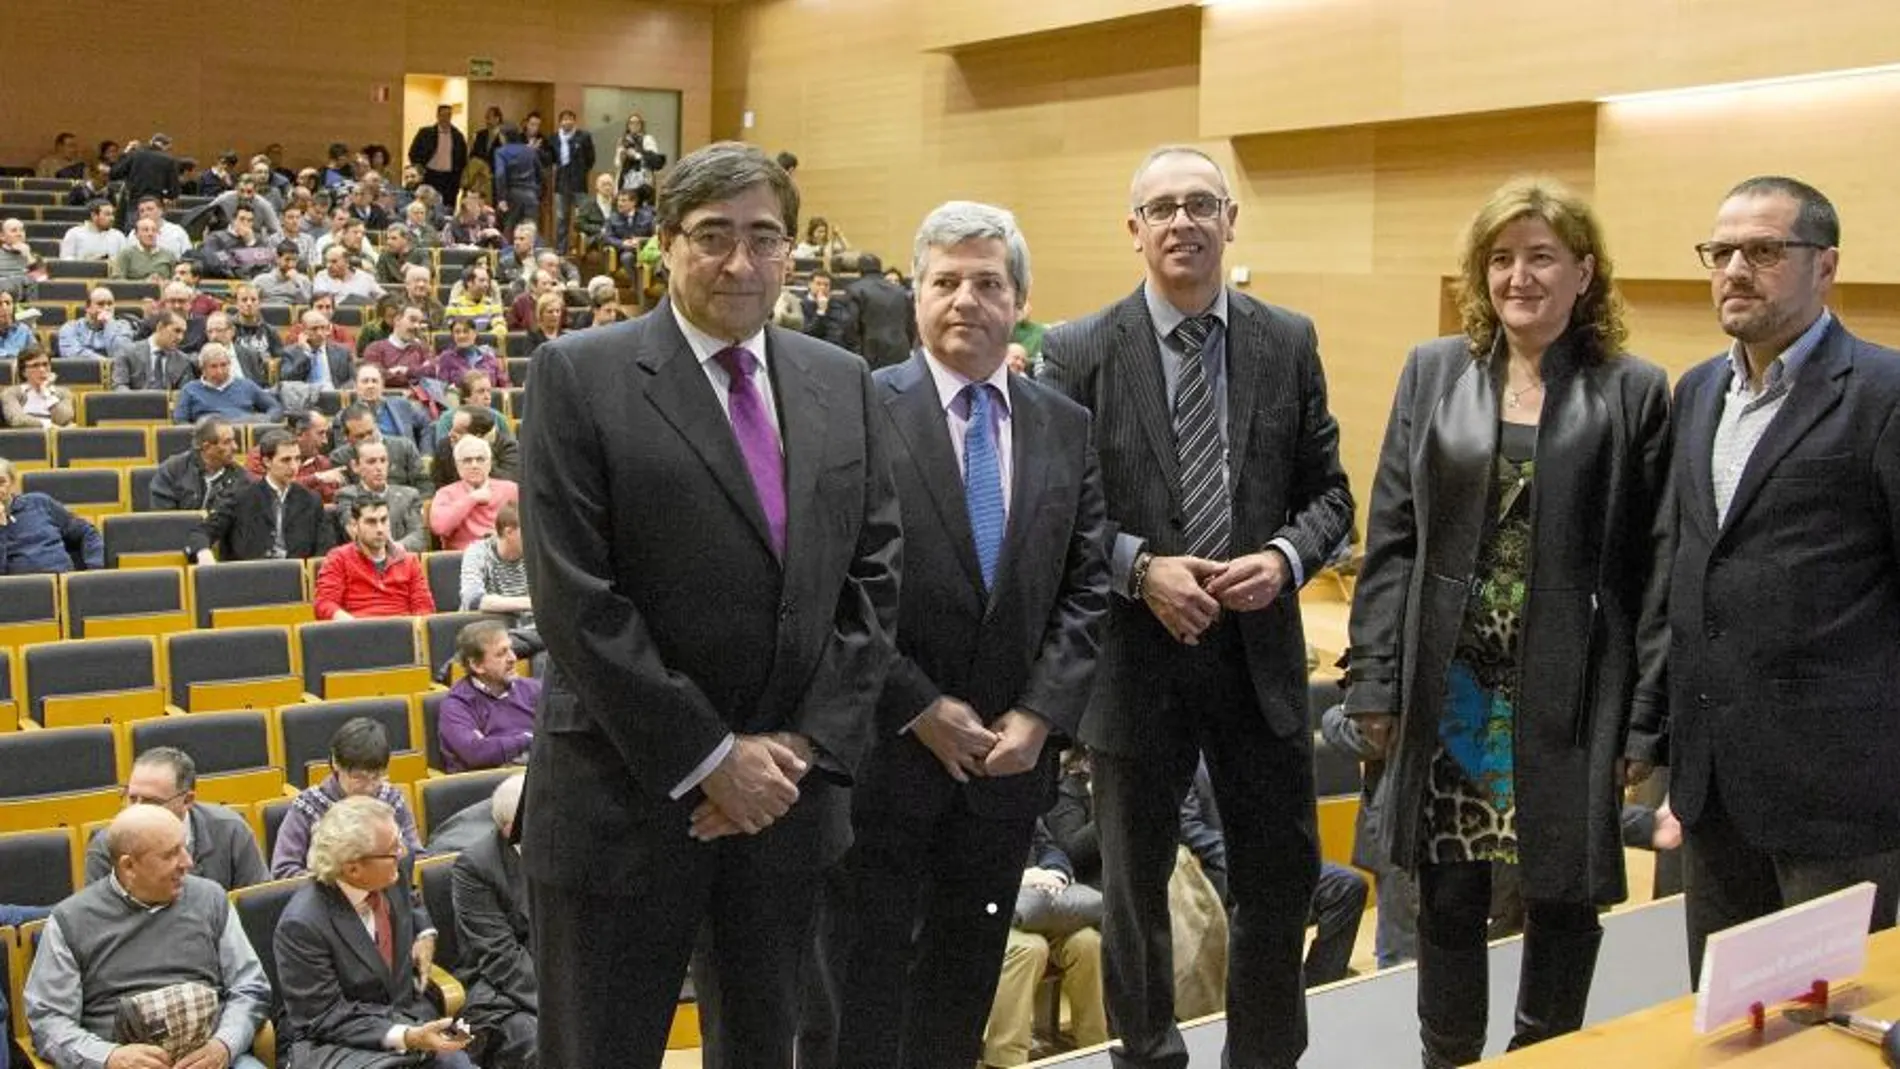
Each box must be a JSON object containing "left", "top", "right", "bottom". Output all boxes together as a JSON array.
[{"left": 963, "top": 383, "right": 1005, "bottom": 590}]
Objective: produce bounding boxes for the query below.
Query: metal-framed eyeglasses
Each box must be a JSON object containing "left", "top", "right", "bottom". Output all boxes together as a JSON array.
[
  {"left": 681, "top": 227, "right": 794, "bottom": 262},
  {"left": 1134, "top": 194, "right": 1229, "bottom": 226},
  {"left": 1695, "top": 238, "right": 1829, "bottom": 271}
]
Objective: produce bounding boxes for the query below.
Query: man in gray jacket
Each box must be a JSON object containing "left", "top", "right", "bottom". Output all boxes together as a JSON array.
[{"left": 82, "top": 747, "right": 269, "bottom": 891}]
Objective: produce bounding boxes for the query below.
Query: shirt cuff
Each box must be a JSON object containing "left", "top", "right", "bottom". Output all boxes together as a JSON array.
[
  {"left": 1268, "top": 538, "right": 1306, "bottom": 590},
  {"left": 670, "top": 734, "right": 735, "bottom": 799},
  {"left": 385, "top": 1024, "right": 408, "bottom": 1052},
  {"left": 1110, "top": 532, "right": 1148, "bottom": 600}
]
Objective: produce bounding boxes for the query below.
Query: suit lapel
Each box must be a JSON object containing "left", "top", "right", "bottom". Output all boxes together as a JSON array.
[
  {"left": 768, "top": 328, "right": 829, "bottom": 565},
  {"left": 885, "top": 356, "right": 986, "bottom": 599},
  {"left": 1222, "top": 293, "right": 1269, "bottom": 491},
  {"left": 1680, "top": 363, "right": 1727, "bottom": 541},
  {"left": 323, "top": 884, "right": 395, "bottom": 994},
  {"left": 1718, "top": 325, "right": 1850, "bottom": 539},
  {"left": 991, "top": 376, "right": 1049, "bottom": 613},
  {"left": 637, "top": 302, "right": 778, "bottom": 559},
  {"left": 1112, "top": 293, "right": 1180, "bottom": 498}
]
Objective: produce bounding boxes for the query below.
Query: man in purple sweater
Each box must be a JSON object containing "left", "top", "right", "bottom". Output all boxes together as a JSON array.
[{"left": 439, "top": 619, "right": 540, "bottom": 772}]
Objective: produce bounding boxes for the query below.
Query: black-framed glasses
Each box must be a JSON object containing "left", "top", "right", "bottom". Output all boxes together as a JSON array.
[
  {"left": 1134, "top": 194, "right": 1228, "bottom": 226},
  {"left": 681, "top": 227, "right": 793, "bottom": 263},
  {"left": 1695, "top": 239, "right": 1828, "bottom": 270}
]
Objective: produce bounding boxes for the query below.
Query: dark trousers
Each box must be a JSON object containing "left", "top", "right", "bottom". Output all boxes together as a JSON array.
[
  {"left": 529, "top": 834, "right": 823, "bottom": 1068},
  {"left": 827, "top": 777, "right": 1036, "bottom": 1069},
  {"left": 1684, "top": 778, "right": 1900, "bottom": 988},
  {"left": 1093, "top": 631, "right": 1318, "bottom": 1069},
  {"left": 1305, "top": 862, "right": 1370, "bottom": 986},
  {"left": 422, "top": 169, "right": 460, "bottom": 210},
  {"left": 500, "top": 190, "right": 540, "bottom": 240}
]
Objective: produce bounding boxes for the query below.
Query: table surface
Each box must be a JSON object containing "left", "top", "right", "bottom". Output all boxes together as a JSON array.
[{"left": 1490, "top": 928, "right": 1900, "bottom": 1066}]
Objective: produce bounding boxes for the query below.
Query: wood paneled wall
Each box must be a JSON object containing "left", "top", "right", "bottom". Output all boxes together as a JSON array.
[
  {"left": 919, "top": 0, "right": 1195, "bottom": 52},
  {"left": 0, "top": 0, "right": 716, "bottom": 172}
]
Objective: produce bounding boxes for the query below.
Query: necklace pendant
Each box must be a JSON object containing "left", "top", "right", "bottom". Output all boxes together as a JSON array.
[{"left": 1506, "top": 392, "right": 1520, "bottom": 410}]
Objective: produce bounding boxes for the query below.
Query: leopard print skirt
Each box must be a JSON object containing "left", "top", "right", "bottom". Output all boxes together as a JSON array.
[{"left": 1423, "top": 745, "right": 1518, "bottom": 864}]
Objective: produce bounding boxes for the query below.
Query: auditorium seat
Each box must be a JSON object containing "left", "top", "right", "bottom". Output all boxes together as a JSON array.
[
  {"left": 0, "top": 574, "right": 61, "bottom": 650},
  {"left": 230, "top": 874, "right": 310, "bottom": 1063},
  {"left": 164, "top": 627, "right": 300, "bottom": 712},
  {"left": 424, "top": 551, "right": 464, "bottom": 613},
  {"left": 130, "top": 711, "right": 281, "bottom": 805},
  {"left": 416, "top": 769, "right": 513, "bottom": 841},
  {"left": 0, "top": 828, "right": 81, "bottom": 908},
  {"left": 43, "top": 259, "right": 108, "bottom": 280},
  {"left": 127, "top": 464, "right": 160, "bottom": 511},
  {"left": 274, "top": 696, "right": 418, "bottom": 789},
  {"left": 31, "top": 280, "right": 90, "bottom": 303},
  {"left": 0, "top": 427, "right": 52, "bottom": 470},
  {"left": 101, "top": 280, "right": 161, "bottom": 305},
  {"left": 0, "top": 725, "right": 120, "bottom": 833},
  {"left": 254, "top": 797, "right": 294, "bottom": 861},
  {"left": 80, "top": 389, "right": 170, "bottom": 426},
  {"left": 19, "top": 466, "right": 123, "bottom": 519},
  {"left": 154, "top": 424, "right": 196, "bottom": 461},
  {"left": 20, "top": 635, "right": 165, "bottom": 729},
  {"left": 422, "top": 612, "right": 493, "bottom": 681},
  {"left": 415, "top": 855, "right": 461, "bottom": 973},
  {"left": 191, "top": 558, "right": 311, "bottom": 628},
  {"left": 0, "top": 649, "right": 17, "bottom": 731},
  {"left": 54, "top": 425, "right": 152, "bottom": 468},
  {"left": 61, "top": 567, "right": 190, "bottom": 639},
  {"left": 419, "top": 691, "right": 446, "bottom": 771},
  {"left": 296, "top": 618, "right": 427, "bottom": 699},
  {"left": 101, "top": 511, "right": 201, "bottom": 568},
  {"left": 48, "top": 357, "right": 108, "bottom": 390}
]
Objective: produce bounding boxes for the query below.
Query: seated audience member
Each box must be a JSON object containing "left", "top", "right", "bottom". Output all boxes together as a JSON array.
[
  {"left": 444, "top": 263, "right": 507, "bottom": 331},
  {"left": 444, "top": 190, "right": 503, "bottom": 248},
  {"left": 458, "top": 503, "right": 531, "bottom": 626},
  {"left": 773, "top": 262, "right": 806, "bottom": 332},
  {"left": 274, "top": 797, "right": 473, "bottom": 1068},
  {"left": 600, "top": 185, "right": 656, "bottom": 261},
  {"left": 173, "top": 343, "right": 283, "bottom": 424},
  {"left": 130, "top": 196, "right": 192, "bottom": 259},
  {"left": 58, "top": 200, "right": 126, "bottom": 263},
  {"left": 533, "top": 248, "right": 581, "bottom": 292},
  {"left": 405, "top": 200, "right": 442, "bottom": 247},
  {"left": 439, "top": 620, "right": 540, "bottom": 773},
  {"left": 432, "top": 373, "right": 513, "bottom": 444},
  {"left": 256, "top": 241, "right": 313, "bottom": 304},
  {"left": 290, "top": 292, "right": 356, "bottom": 349},
  {"left": 450, "top": 775, "right": 537, "bottom": 1069},
  {"left": 436, "top": 320, "right": 510, "bottom": 389},
  {"left": 334, "top": 402, "right": 432, "bottom": 494},
  {"left": 356, "top": 295, "right": 404, "bottom": 357},
  {"left": 0, "top": 457, "right": 103, "bottom": 574},
  {"left": 190, "top": 428, "right": 336, "bottom": 563},
  {"left": 143, "top": 281, "right": 211, "bottom": 354},
  {"left": 313, "top": 244, "right": 385, "bottom": 303},
  {"left": 246, "top": 410, "right": 345, "bottom": 505},
  {"left": 279, "top": 206, "right": 318, "bottom": 270},
  {"left": 1, "top": 218, "right": 45, "bottom": 297},
  {"left": 400, "top": 263, "right": 448, "bottom": 328},
  {"left": 346, "top": 182, "right": 392, "bottom": 231},
  {"left": 361, "top": 304, "right": 439, "bottom": 389},
  {"left": 36, "top": 132, "right": 83, "bottom": 179},
  {"left": 228, "top": 285, "right": 286, "bottom": 380},
  {"left": 313, "top": 206, "right": 352, "bottom": 260},
  {"left": 0, "top": 289, "right": 38, "bottom": 358},
  {"left": 430, "top": 435, "right": 518, "bottom": 551},
  {"left": 315, "top": 496, "right": 435, "bottom": 621},
  {"left": 573, "top": 172, "right": 618, "bottom": 252},
  {"left": 25, "top": 807, "right": 271, "bottom": 1069},
  {"left": 83, "top": 746, "right": 269, "bottom": 890},
  {"left": 353, "top": 363, "right": 428, "bottom": 449},
  {"left": 3, "top": 350, "right": 74, "bottom": 428},
  {"left": 168, "top": 263, "right": 227, "bottom": 320},
  {"left": 590, "top": 296, "right": 624, "bottom": 326},
  {"left": 523, "top": 292, "right": 567, "bottom": 350},
  {"left": 376, "top": 225, "right": 428, "bottom": 289},
  {"left": 503, "top": 269, "right": 560, "bottom": 331},
  {"left": 794, "top": 216, "right": 850, "bottom": 264},
  {"left": 209, "top": 176, "right": 285, "bottom": 238},
  {"left": 152, "top": 416, "right": 251, "bottom": 512},
  {"left": 335, "top": 219, "right": 382, "bottom": 274},
  {"left": 199, "top": 151, "right": 239, "bottom": 199},
  {"left": 114, "top": 216, "right": 179, "bottom": 282},
  {"left": 496, "top": 224, "right": 539, "bottom": 287},
  {"left": 201, "top": 204, "right": 275, "bottom": 279},
  {"left": 335, "top": 439, "right": 427, "bottom": 552},
  {"left": 271, "top": 719, "right": 425, "bottom": 878},
  {"left": 57, "top": 287, "right": 134, "bottom": 360},
  {"left": 280, "top": 309, "right": 353, "bottom": 389},
  {"left": 984, "top": 824, "right": 1109, "bottom": 1068},
  {"left": 111, "top": 310, "right": 194, "bottom": 390},
  {"left": 801, "top": 270, "right": 855, "bottom": 349},
  {"left": 431, "top": 407, "right": 520, "bottom": 490},
  {"left": 61, "top": 161, "right": 113, "bottom": 209}
]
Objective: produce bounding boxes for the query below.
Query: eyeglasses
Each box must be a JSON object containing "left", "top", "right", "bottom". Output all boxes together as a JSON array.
[
  {"left": 1134, "top": 194, "right": 1228, "bottom": 226},
  {"left": 680, "top": 227, "right": 793, "bottom": 262},
  {"left": 1695, "top": 238, "right": 1828, "bottom": 270},
  {"left": 124, "top": 787, "right": 189, "bottom": 807}
]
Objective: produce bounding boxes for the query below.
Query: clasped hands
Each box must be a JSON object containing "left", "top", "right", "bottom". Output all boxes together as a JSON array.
[
  {"left": 690, "top": 732, "right": 813, "bottom": 842},
  {"left": 912, "top": 698, "right": 1049, "bottom": 785},
  {"left": 1144, "top": 550, "right": 1288, "bottom": 646}
]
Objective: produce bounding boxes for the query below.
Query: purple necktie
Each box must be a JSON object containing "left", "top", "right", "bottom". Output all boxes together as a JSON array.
[{"left": 714, "top": 346, "right": 787, "bottom": 557}]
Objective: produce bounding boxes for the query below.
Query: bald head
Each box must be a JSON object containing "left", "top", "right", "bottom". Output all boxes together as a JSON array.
[{"left": 107, "top": 805, "right": 183, "bottom": 867}]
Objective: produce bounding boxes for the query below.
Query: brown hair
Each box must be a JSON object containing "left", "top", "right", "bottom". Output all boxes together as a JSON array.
[{"left": 1452, "top": 177, "right": 1627, "bottom": 362}]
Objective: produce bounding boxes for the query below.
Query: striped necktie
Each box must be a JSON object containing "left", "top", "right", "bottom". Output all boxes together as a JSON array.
[
  {"left": 1172, "top": 314, "right": 1230, "bottom": 560},
  {"left": 963, "top": 383, "right": 1005, "bottom": 590}
]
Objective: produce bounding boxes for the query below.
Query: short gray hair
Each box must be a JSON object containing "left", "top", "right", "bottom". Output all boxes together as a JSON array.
[
  {"left": 198, "top": 342, "right": 234, "bottom": 367},
  {"left": 453, "top": 434, "right": 492, "bottom": 462},
  {"left": 491, "top": 772, "right": 526, "bottom": 829},
  {"left": 910, "top": 200, "right": 1031, "bottom": 306},
  {"left": 308, "top": 795, "right": 395, "bottom": 883},
  {"left": 1128, "top": 145, "right": 1231, "bottom": 209}
]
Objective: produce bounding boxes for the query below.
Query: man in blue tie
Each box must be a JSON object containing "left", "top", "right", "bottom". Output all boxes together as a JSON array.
[
  {"left": 817, "top": 201, "right": 1111, "bottom": 1069},
  {"left": 518, "top": 141, "right": 901, "bottom": 1069}
]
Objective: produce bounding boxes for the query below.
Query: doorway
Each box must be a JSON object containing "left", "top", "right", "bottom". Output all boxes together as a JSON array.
[
  {"left": 583, "top": 86, "right": 684, "bottom": 186},
  {"left": 401, "top": 75, "right": 471, "bottom": 156}
]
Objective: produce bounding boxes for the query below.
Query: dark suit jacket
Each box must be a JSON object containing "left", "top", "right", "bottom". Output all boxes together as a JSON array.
[
  {"left": 551, "top": 129, "right": 597, "bottom": 194},
  {"left": 110, "top": 147, "right": 180, "bottom": 202},
  {"left": 1038, "top": 286, "right": 1353, "bottom": 748},
  {"left": 279, "top": 342, "right": 353, "bottom": 388},
  {"left": 275, "top": 866, "right": 437, "bottom": 1058},
  {"left": 407, "top": 124, "right": 470, "bottom": 177},
  {"left": 112, "top": 338, "right": 196, "bottom": 391},
  {"left": 188, "top": 477, "right": 337, "bottom": 560},
  {"left": 452, "top": 830, "right": 537, "bottom": 1020},
  {"left": 864, "top": 355, "right": 1109, "bottom": 818},
  {"left": 150, "top": 451, "right": 254, "bottom": 513},
  {"left": 84, "top": 801, "right": 268, "bottom": 889},
  {"left": 519, "top": 300, "right": 902, "bottom": 890},
  {"left": 846, "top": 276, "right": 917, "bottom": 371},
  {"left": 1639, "top": 318, "right": 1900, "bottom": 858}
]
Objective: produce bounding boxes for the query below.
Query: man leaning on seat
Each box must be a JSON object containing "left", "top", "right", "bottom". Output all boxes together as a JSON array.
[
  {"left": 450, "top": 773, "right": 538, "bottom": 1069},
  {"left": 0, "top": 456, "right": 104, "bottom": 576},
  {"left": 84, "top": 746, "right": 270, "bottom": 892}
]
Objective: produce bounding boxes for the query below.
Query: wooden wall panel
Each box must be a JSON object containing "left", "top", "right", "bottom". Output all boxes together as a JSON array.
[
  {"left": 1620, "top": 281, "right": 1900, "bottom": 382},
  {"left": 1201, "top": 0, "right": 1900, "bottom": 137},
  {"left": 920, "top": 0, "right": 1195, "bottom": 52},
  {"left": 1595, "top": 70, "right": 1900, "bottom": 284}
]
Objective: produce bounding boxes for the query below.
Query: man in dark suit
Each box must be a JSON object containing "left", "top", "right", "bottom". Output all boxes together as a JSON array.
[
  {"left": 280, "top": 309, "right": 355, "bottom": 389},
  {"left": 452, "top": 773, "right": 536, "bottom": 1069},
  {"left": 519, "top": 141, "right": 901, "bottom": 1069},
  {"left": 275, "top": 795, "right": 474, "bottom": 1068},
  {"left": 110, "top": 311, "right": 195, "bottom": 391},
  {"left": 845, "top": 252, "right": 917, "bottom": 370},
  {"left": 408, "top": 105, "right": 470, "bottom": 209},
  {"left": 549, "top": 110, "right": 597, "bottom": 256},
  {"left": 1628, "top": 175, "right": 1900, "bottom": 987},
  {"left": 1038, "top": 146, "right": 1353, "bottom": 1069},
  {"left": 82, "top": 745, "right": 269, "bottom": 891},
  {"left": 821, "top": 201, "right": 1110, "bottom": 1069},
  {"left": 189, "top": 428, "right": 337, "bottom": 563},
  {"left": 109, "top": 133, "right": 180, "bottom": 206}
]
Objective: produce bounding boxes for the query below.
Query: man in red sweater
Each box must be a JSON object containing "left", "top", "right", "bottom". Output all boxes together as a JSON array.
[{"left": 313, "top": 496, "right": 435, "bottom": 620}]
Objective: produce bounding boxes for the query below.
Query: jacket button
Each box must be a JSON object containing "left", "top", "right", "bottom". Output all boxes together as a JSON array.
[{"left": 1697, "top": 693, "right": 1713, "bottom": 707}]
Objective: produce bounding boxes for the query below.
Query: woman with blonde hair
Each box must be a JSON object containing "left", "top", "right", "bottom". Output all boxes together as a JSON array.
[{"left": 1344, "top": 177, "right": 1672, "bottom": 1065}]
